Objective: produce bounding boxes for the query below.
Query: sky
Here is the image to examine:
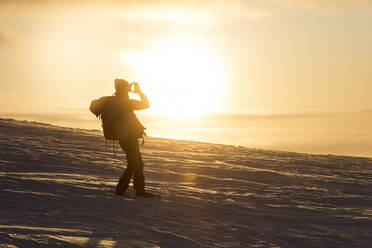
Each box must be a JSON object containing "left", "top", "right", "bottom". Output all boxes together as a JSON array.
[{"left": 0, "top": 0, "right": 372, "bottom": 157}]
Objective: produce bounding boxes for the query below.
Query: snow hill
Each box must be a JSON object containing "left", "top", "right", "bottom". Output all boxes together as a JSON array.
[{"left": 0, "top": 118, "right": 371, "bottom": 248}]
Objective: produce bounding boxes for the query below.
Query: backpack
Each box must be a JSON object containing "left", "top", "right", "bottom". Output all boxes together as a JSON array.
[{"left": 89, "top": 96, "right": 146, "bottom": 142}]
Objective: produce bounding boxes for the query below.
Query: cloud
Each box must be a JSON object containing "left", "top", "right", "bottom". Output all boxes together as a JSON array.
[
  {"left": 2, "top": 0, "right": 370, "bottom": 22},
  {"left": 119, "top": 0, "right": 269, "bottom": 26},
  {"left": 295, "top": 0, "right": 371, "bottom": 6},
  {"left": 0, "top": 28, "right": 10, "bottom": 46},
  {"left": 0, "top": 31, "right": 5, "bottom": 45},
  {"left": 0, "top": 0, "right": 270, "bottom": 27},
  {"left": 277, "top": 0, "right": 372, "bottom": 12},
  {"left": 363, "top": 109, "right": 372, "bottom": 114}
]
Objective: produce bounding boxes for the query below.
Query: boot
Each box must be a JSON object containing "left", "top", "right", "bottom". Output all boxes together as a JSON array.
[
  {"left": 115, "top": 183, "right": 126, "bottom": 195},
  {"left": 136, "top": 191, "right": 154, "bottom": 198},
  {"left": 115, "top": 178, "right": 129, "bottom": 195}
]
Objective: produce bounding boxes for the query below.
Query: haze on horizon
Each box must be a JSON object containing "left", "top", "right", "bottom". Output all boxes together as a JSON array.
[{"left": 0, "top": 0, "right": 371, "bottom": 157}]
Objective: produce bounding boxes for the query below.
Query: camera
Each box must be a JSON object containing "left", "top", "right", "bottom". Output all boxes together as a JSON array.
[{"left": 130, "top": 82, "right": 140, "bottom": 93}]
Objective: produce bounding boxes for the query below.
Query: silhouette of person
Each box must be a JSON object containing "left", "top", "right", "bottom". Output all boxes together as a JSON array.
[{"left": 113, "top": 78, "right": 153, "bottom": 198}]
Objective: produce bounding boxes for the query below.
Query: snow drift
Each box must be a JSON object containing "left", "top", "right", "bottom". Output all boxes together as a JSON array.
[{"left": 0, "top": 118, "right": 371, "bottom": 247}]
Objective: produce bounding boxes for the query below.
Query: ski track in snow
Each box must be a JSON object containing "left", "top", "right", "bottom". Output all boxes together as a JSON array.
[{"left": 0, "top": 118, "right": 371, "bottom": 248}]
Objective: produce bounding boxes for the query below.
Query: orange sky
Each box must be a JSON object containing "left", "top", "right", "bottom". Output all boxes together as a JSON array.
[
  {"left": 0, "top": 0, "right": 371, "bottom": 156},
  {"left": 1, "top": 0, "right": 371, "bottom": 113}
]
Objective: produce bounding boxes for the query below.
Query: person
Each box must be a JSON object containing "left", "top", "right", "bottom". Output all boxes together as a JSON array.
[{"left": 113, "top": 78, "right": 154, "bottom": 198}]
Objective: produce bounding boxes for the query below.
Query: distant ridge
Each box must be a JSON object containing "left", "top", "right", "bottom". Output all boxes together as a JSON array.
[{"left": 0, "top": 117, "right": 370, "bottom": 159}]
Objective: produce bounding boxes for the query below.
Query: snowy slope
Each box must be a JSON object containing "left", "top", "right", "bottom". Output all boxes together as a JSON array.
[{"left": 0, "top": 118, "right": 371, "bottom": 248}]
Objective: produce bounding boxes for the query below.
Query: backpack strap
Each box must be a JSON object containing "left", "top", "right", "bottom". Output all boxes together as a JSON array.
[{"left": 140, "top": 131, "right": 147, "bottom": 145}]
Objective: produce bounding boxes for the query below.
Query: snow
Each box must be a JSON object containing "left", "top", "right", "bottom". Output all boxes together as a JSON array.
[{"left": 0, "top": 118, "right": 371, "bottom": 248}]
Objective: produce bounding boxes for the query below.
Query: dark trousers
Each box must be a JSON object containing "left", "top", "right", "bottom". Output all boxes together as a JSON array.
[{"left": 116, "top": 137, "right": 145, "bottom": 195}]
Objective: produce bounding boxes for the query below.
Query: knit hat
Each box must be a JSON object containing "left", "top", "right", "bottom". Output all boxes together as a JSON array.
[{"left": 114, "top": 78, "right": 130, "bottom": 93}]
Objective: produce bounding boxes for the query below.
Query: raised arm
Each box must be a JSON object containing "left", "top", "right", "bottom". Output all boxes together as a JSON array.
[{"left": 130, "top": 83, "right": 150, "bottom": 111}]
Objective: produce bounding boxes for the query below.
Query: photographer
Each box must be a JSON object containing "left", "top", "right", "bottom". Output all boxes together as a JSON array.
[{"left": 114, "top": 78, "right": 153, "bottom": 198}]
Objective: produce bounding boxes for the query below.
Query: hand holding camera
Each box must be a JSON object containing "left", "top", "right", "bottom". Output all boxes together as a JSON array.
[{"left": 130, "top": 82, "right": 142, "bottom": 93}]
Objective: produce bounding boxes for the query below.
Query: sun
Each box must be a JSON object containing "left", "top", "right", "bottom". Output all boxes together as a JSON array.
[{"left": 121, "top": 36, "right": 227, "bottom": 117}]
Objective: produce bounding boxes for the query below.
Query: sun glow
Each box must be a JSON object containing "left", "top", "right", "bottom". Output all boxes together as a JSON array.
[{"left": 121, "top": 36, "right": 227, "bottom": 117}]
